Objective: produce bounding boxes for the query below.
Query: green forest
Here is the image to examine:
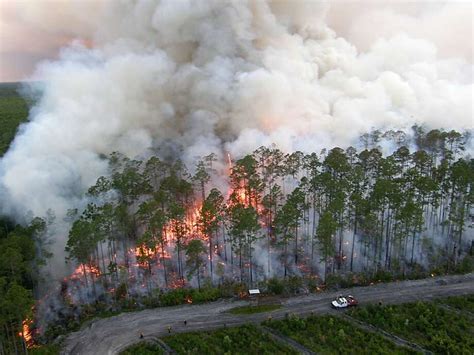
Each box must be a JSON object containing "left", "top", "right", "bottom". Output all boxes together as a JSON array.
[{"left": 0, "top": 83, "right": 29, "bottom": 157}]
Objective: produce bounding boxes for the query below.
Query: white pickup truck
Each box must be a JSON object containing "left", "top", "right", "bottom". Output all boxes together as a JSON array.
[{"left": 331, "top": 295, "right": 358, "bottom": 308}]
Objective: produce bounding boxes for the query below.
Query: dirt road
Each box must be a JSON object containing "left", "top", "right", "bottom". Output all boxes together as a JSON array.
[{"left": 61, "top": 273, "right": 474, "bottom": 355}]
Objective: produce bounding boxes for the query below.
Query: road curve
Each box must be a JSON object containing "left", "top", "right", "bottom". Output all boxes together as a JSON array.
[{"left": 61, "top": 273, "right": 474, "bottom": 355}]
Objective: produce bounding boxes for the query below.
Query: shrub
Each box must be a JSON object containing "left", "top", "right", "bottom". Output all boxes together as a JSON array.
[
  {"left": 286, "top": 276, "right": 303, "bottom": 294},
  {"left": 265, "top": 314, "right": 416, "bottom": 354},
  {"left": 266, "top": 277, "right": 284, "bottom": 295},
  {"left": 120, "top": 342, "right": 164, "bottom": 355},
  {"left": 455, "top": 255, "right": 474, "bottom": 273},
  {"left": 349, "top": 300, "right": 474, "bottom": 354},
  {"left": 163, "top": 324, "right": 297, "bottom": 354}
]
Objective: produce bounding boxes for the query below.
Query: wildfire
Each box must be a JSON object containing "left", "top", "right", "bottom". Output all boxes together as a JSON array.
[
  {"left": 69, "top": 264, "right": 101, "bottom": 280},
  {"left": 19, "top": 318, "right": 34, "bottom": 348}
]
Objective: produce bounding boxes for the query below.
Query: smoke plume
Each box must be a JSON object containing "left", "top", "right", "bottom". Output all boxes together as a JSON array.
[{"left": 0, "top": 0, "right": 472, "bottom": 231}]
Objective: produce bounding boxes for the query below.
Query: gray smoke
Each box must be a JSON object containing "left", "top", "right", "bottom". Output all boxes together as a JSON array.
[{"left": 0, "top": 0, "right": 472, "bottom": 230}]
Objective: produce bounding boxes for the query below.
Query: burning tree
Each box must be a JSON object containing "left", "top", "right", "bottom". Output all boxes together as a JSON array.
[{"left": 52, "top": 129, "right": 472, "bottom": 330}]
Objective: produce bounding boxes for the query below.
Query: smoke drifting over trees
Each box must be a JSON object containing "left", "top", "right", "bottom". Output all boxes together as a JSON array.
[
  {"left": 0, "top": 1, "right": 472, "bottom": 348},
  {"left": 0, "top": 0, "right": 471, "bottom": 220}
]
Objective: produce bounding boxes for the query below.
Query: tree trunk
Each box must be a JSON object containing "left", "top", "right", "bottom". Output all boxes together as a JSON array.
[
  {"left": 161, "top": 242, "right": 168, "bottom": 287},
  {"left": 209, "top": 232, "right": 213, "bottom": 283},
  {"left": 197, "top": 265, "right": 201, "bottom": 291},
  {"left": 350, "top": 218, "right": 357, "bottom": 272},
  {"left": 222, "top": 224, "right": 228, "bottom": 262},
  {"left": 294, "top": 225, "right": 298, "bottom": 265},
  {"left": 249, "top": 237, "right": 253, "bottom": 287}
]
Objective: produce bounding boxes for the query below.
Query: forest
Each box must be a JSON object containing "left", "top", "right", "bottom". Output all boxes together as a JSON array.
[
  {"left": 1, "top": 126, "right": 473, "bottom": 353},
  {"left": 61, "top": 126, "right": 473, "bottom": 302}
]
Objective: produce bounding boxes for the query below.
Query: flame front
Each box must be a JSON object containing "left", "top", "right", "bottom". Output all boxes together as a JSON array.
[{"left": 19, "top": 318, "right": 33, "bottom": 348}]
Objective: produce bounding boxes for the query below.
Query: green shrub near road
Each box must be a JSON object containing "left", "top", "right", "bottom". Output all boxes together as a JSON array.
[
  {"left": 29, "top": 344, "right": 60, "bottom": 355},
  {"left": 265, "top": 315, "right": 417, "bottom": 355},
  {"left": 163, "top": 324, "right": 297, "bottom": 355},
  {"left": 437, "top": 294, "right": 474, "bottom": 313},
  {"left": 158, "top": 286, "right": 222, "bottom": 306},
  {"left": 229, "top": 304, "right": 281, "bottom": 315},
  {"left": 349, "top": 301, "right": 474, "bottom": 354},
  {"left": 120, "top": 342, "right": 164, "bottom": 355}
]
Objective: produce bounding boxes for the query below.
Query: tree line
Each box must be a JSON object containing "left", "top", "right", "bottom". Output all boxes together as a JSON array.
[
  {"left": 0, "top": 215, "right": 52, "bottom": 354},
  {"left": 64, "top": 127, "right": 473, "bottom": 300}
]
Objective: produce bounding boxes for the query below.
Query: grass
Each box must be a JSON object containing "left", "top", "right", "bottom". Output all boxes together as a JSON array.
[
  {"left": 265, "top": 315, "right": 418, "bottom": 355},
  {"left": 163, "top": 324, "right": 297, "bottom": 355},
  {"left": 349, "top": 300, "right": 474, "bottom": 354},
  {"left": 119, "top": 342, "right": 164, "bottom": 355},
  {"left": 29, "top": 344, "right": 60, "bottom": 355},
  {"left": 0, "top": 82, "right": 31, "bottom": 156},
  {"left": 229, "top": 304, "right": 282, "bottom": 315},
  {"left": 437, "top": 293, "right": 474, "bottom": 313}
]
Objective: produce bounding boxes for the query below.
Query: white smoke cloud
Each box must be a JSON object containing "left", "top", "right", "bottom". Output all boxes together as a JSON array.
[{"left": 0, "top": 0, "right": 472, "bottom": 224}]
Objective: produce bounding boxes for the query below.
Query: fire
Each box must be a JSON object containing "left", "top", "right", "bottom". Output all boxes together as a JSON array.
[
  {"left": 134, "top": 244, "right": 157, "bottom": 268},
  {"left": 19, "top": 318, "right": 34, "bottom": 347},
  {"left": 185, "top": 295, "right": 193, "bottom": 304},
  {"left": 69, "top": 264, "right": 101, "bottom": 280}
]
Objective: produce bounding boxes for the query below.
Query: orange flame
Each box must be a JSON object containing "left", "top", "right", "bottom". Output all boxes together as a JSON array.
[
  {"left": 69, "top": 264, "right": 101, "bottom": 280},
  {"left": 19, "top": 318, "right": 33, "bottom": 347}
]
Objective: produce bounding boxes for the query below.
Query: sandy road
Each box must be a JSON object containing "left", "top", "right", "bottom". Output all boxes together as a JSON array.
[{"left": 61, "top": 273, "right": 474, "bottom": 355}]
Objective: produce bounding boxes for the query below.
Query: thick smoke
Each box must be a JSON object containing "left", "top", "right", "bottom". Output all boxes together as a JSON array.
[{"left": 0, "top": 0, "right": 472, "bottom": 246}]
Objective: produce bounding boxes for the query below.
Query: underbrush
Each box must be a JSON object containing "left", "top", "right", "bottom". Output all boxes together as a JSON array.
[
  {"left": 229, "top": 304, "right": 281, "bottom": 315},
  {"left": 29, "top": 344, "right": 60, "bottom": 355},
  {"left": 264, "top": 314, "right": 418, "bottom": 354},
  {"left": 436, "top": 293, "right": 474, "bottom": 313},
  {"left": 162, "top": 324, "right": 297, "bottom": 354},
  {"left": 349, "top": 300, "right": 474, "bottom": 354},
  {"left": 119, "top": 341, "right": 164, "bottom": 355}
]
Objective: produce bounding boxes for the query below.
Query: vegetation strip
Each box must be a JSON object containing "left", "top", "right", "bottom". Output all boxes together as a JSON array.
[
  {"left": 264, "top": 314, "right": 417, "bottom": 354},
  {"left": 161, "top": 323, "right": 298, "bottom": 355},
  {"left": 228, "top": 304, "right": 282, "bottom": 315},
  {"left": 436, "top": 293, "right": 474, "bottom": 313},
  {"left": 119, "top": 340, "right": 165, "bottom": 355},
  {"left": 337, "top": 313, "right": 430, "bottom": 354},
  {"left": 155, "top": 338, "right": 176, "bottom": 354},
  {"left": 258, "top": 325, "right": 316, "bottom": 355},
  {"left": 348, "top": 301, "right": 474, "bottom": 354},
  {"left": 436, "top": 303, "right": 474, "bottom": 320}
]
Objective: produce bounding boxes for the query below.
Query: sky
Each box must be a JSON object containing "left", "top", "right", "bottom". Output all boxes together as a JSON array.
[{"left": 0, "top": 0, "right": 472, "bottom": 83}]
